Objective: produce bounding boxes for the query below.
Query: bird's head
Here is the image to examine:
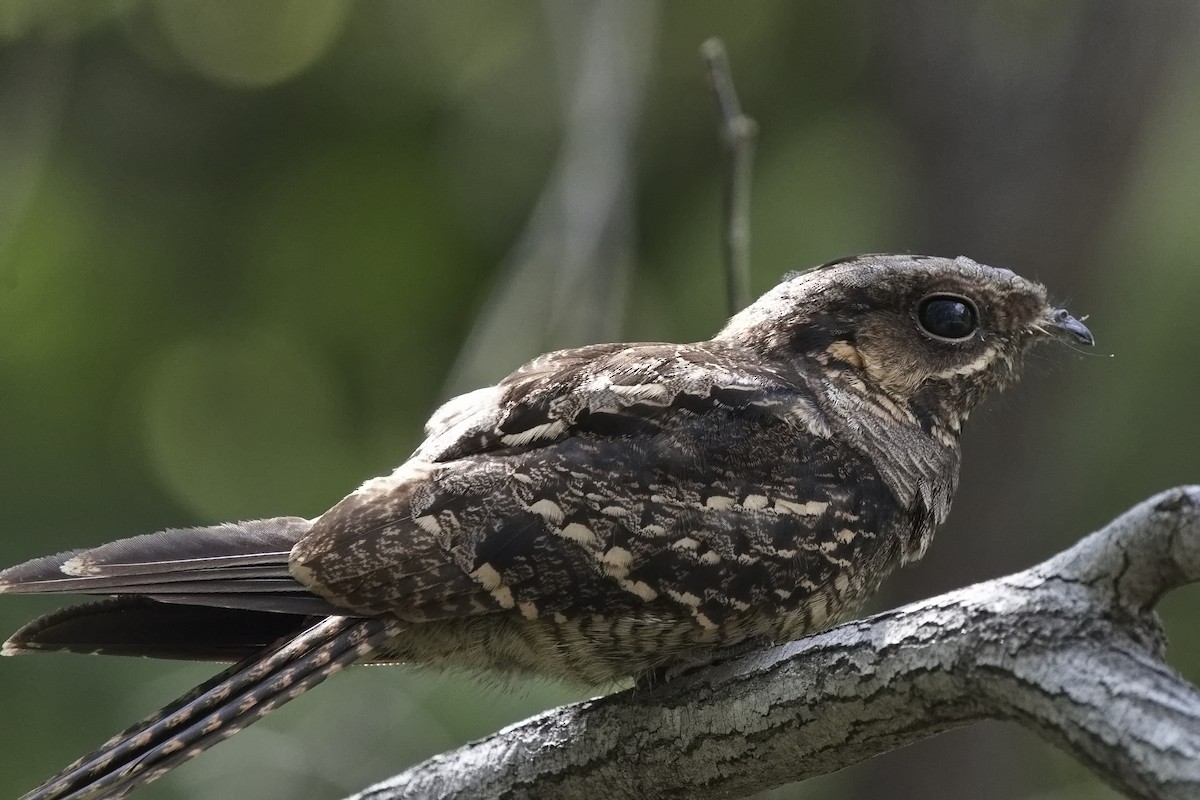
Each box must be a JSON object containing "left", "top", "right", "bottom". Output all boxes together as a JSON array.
[{"left": 716, "top": 254, "right": 1093, "bottom": 421}]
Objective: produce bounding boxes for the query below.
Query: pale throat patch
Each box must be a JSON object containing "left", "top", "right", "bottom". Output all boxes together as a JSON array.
[
  {"left": 857, "top": 342, "right": 1001, "bottom": 397},
  {"left": 929, "top": 346, "right": 1001, "bottom": 380}
]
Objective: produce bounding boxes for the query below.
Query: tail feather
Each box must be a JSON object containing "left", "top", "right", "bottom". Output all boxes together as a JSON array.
[
  {"left": 21, "top": 615, "right": 401, "bottom": 800},
  {"left": 58, "top": 517, "right": 311, "bottom": 577},
  {"left": 3, "top": 598, "right": 312, "bottom": 660},
  {"left": 2, "top": 518, "right": 406, "bottom": 797},
  {"left": 4, "top": 573, "right": 295, "bottom": 595},
  {"left": 0, "top": 517, "right": 309, "bottom": 588},
  {"left": 148, "top": 593, "right": 344, "bottom": 616},
  {"left": 0, "top": 518, "right": 336, "bottom": 616}
]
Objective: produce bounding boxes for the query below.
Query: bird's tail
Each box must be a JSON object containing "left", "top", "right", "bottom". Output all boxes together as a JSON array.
[
  {"left": 20, "top": 614, "right": 400, "bottom": 800},
  {"left": 0, "top": 518, "right": 402, "bottom": 798},
  {"left": 0, "top": 517, "right": 342, "bottom": 621},
  {"left": 0, "top": 516, "right": 352, "bottom": 662}
]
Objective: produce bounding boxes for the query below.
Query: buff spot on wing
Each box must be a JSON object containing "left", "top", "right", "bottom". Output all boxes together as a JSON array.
[
  {"left": 415, "top": 515, "right": 442, "bottom": 536},
  {"left": 491, "top": 584, "right": 515, "bottom": 608},
  {"left": 672, "top": 536, "right": 700, "bottom": 551},
  {"left": 528, "top": 499, "right": 565, "bottom": 524},
  {"left": 835, "top": 528, "right": 857, "bottom": 544},
  {"left": 821, "top": 552, "right": 851, "bottom": 568},
  {"left": 559, "top": 523, "right": 597, "bottom": 546},
  {"left": 621, "top": 579, "right": 658, "bottom": 601},
  {"left": 609, "top": 383, "right": 671, "bottom": 403},
  {"left": 518, "top": 600, "right": 539, "bottom": 620},
  {"left": 742, "top": 494, "right": 769, "bottom": 510},
  {"left": 470, "top": 563, "right": 503, "bottom": 591},
  {"left": 500, "top": 420, "right": 567, "bottom": 447},
  {"left": 601, "top": 546, "right": 633, "bottom": 576},
  {"left": 705, "top": 495, "right": 735, "bottom": 510},
  {"left": 775, "top": 499, "right": 829, "bottom": 516},
  {"left": 667, "top": 589, "right": 701, "bottom": 607}
]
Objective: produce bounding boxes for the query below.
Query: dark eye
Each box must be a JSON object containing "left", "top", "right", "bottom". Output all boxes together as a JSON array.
[{"left": 917, "top": 294, "right": 978, "bottom": 340}]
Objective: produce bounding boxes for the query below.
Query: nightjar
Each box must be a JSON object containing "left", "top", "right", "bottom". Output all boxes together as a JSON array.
[{"left": 0, "top": 254, "right": 1093, "bottom": 799}]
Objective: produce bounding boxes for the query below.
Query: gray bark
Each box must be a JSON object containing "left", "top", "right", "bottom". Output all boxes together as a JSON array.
[{"left": 345, "top": 487, "right": 1200, "bottom": 800}]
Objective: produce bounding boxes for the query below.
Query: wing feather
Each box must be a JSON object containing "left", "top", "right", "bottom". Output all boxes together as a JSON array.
[
  {"left": 293, "top": 341, "right": 896, "bottom": 630},
  {"left": 414, "top": 341, "right": 818, "bottom": 463}
]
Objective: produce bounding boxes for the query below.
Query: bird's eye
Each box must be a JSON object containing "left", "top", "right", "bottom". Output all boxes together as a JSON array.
[{"left": 917, "top": 294, "right": 978, "bottom": 340}]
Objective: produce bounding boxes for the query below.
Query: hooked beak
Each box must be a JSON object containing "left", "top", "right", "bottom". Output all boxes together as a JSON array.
[{"left": 1042, "top": 307, "right": 1094, "bottom": 346}]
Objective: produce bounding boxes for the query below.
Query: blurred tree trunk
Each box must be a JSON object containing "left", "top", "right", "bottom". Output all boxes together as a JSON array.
[{"left": 863, "top": 3, "right": 1199, "bottom": 798}]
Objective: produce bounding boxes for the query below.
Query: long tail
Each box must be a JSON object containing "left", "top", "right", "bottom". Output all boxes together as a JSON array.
[
  {"left": 22, "top": 615, "right": 400, "bottom": 800},
  {"left": 0, "top": 518, "right": 401, "bottom": 798},
  {"left": 0, "top": 517, "right": 341, "bottom": 621}
]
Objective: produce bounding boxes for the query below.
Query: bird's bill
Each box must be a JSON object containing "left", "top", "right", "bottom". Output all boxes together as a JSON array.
[{"left": 1041, "top": 307, "right": 1094, "bottom": 346}]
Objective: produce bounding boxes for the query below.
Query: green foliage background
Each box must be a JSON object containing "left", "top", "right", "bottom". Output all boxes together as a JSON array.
[{"left": 0, "top": 3, "right": 1197, "bottom": 799}]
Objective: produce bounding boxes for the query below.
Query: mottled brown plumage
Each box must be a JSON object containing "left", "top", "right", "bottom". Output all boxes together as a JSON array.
[{"left": 0, "top": 254, "right": 1092, "bottom": 799}]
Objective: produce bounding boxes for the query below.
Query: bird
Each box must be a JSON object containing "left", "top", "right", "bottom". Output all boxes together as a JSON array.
[{"left": 0, "top": 254, "right": 1093, "bottom": 799}]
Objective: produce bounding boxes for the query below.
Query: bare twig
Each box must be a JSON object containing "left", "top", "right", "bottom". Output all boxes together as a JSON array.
[
  {"left": 347, "top": 487, "right": 1200, "bottom": 800},
  {"left": 701, "top": 38, "right": 758, "bottom": 316},
  {"left": 441, "top": 2, "right": 658, "bottom": 396}
]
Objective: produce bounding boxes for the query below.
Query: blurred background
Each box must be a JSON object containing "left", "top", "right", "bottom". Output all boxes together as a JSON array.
[{"left": 0, "top": 2, "right": 1198, "bottom": 798}]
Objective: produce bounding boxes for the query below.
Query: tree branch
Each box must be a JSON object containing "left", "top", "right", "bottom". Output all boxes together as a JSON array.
[{"left": 347, "top": 487, "right": 1200, "bottom": 800}]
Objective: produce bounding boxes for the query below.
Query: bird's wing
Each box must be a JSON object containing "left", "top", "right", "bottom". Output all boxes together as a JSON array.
[
  {"left": 414, "top": 341, "right": 827, "bottom": 462},
  {"left": 294, "top": 342, "right": 899, "bottom": 631}
]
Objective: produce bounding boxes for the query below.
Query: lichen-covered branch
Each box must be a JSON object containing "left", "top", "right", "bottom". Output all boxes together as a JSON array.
[{"left": 348, "top": 487, "right": 1200, "bottom": 800}]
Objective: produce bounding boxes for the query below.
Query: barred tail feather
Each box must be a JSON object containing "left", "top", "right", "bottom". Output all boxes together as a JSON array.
[{"left": 20, "top": 616, "right": 401, "bottom": 800}]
